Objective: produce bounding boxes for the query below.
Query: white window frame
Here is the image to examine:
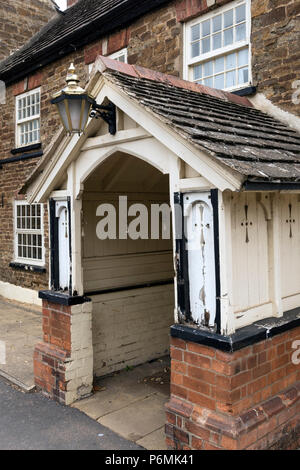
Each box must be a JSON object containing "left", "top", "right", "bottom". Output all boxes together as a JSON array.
[
  {"left": 14, "top": 201, "right": 45, "bottom": 267},
  {"left": 15, "top": 88, "right": 41, "bottom": 148},
  {"left": 89, "top": 48, "right": 128, "bottom": 76},
  {"left": 109, "top": 47, "right": 128, "bottom": 63},
  {"left": 183, "top": 0, "right": 252, "bottom": 92}
]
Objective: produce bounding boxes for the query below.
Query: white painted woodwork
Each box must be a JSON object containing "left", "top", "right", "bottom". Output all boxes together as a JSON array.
[
  {"left": 179, "top": 177, "right": 213, "bottom": 192},
  {"left": 56, "top": 201, "right": 70, "bottom": 291},
  {"left": 280, "top": 194, "right": 300, "bottom": 306},
  {"left": 231, "top": 193, "right": 270, "bottom": 323},
  {"left": 83, "top": 252, "right": 173, "bottom": 292},
  {"left": 184, "top": 192, "right": 216, "bottom": 327},
  {"left": 67, "top": 163, "right": 84, "bottom": 296},
  {"left": 218, "top": 191, "right": 235, "bottom": 335},
  {"left": 268, "top": 193, "right": 283, "bottom": 318},
  {"left": 91, "top": 284, "right": 174, "bottom": 377}
]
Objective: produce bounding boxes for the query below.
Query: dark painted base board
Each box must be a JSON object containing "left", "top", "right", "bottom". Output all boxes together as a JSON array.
[{"left": 171, "top": 308, "right": 300, "bottom": 352}]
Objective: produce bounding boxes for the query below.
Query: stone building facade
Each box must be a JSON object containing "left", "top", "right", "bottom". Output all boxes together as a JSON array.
[{"left": 0, "top": 0, "right": 54, "bottom": 60}]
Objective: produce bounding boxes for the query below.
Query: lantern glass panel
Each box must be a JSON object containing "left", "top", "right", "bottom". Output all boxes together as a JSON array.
[
  {"left": 68, "top": 98, "right": 84, "bottom": 131},
  {"left": 57, "top": 99, "right": 70, "bottom": 131},
  {"left": 81, "top": 99, "right": 92, "bottom": 131}
]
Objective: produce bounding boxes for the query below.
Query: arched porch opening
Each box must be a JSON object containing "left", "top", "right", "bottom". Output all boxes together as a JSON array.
[{"left": 81, "top": 151, "right": 175, "bottom": 382}]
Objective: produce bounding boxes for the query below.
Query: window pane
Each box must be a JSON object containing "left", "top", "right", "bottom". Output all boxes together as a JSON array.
[
  {"left": 215, "top": 56, "right": 225, "bottom": 74},
  {"left": 226, "top": 52, "right": 236, "bottom": 70},
  {"left": 238, "top": 66, "right": 249, "bottom": 84},
  {"left": 191, "top": 42, "right": 200, "bottom": 58},
  {"left": 204, "top": 77, "right": 213, "bottom": 87},
  {"left": 224, "top": 27, "right": 233, "bottom": 46},
  {"left": 215, "top": 74, "right": 224, "bottom": 89},
  {"left": 202, "top": 19, "right": 211, "bottom": 37},
  {"left": 202, "top": 37, "right": 211, "bottom": 54},
  {"left": 193, "top": 65, "right": 202, "bottom": 80},
  {"left": 191, "top": 24, "right": 200, "bottom": 41},
  {"left": 224, "top": 9, "right": 233, "bottom": 28},
  {"left": 212, "top": 14, "right": 222, "bottom": 32},
  {"left": 204, "top": 60, "right": 213, "bottom": 77},
  {"left": 236, "top": 4, "right": 246, "bottom": 23},
  {"left": 236, "top": 23, "right": 246, "bottom": 41},
  {"left": 238, "top": 48, "right": 248, "bottom": 67},
  {"left": 226, "top": 70, "right": 236, "bottom": 88},
  {"left": 213, "top": 32, "right": 222, "bottom": 50}
]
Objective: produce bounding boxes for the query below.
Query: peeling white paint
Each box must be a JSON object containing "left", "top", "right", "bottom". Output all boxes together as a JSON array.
[
  {"left": 249, "top": 93, "right": 300, "bottom": 133},
  {"left": 184, "top": 192, "right": 216, "bottom": 328}
]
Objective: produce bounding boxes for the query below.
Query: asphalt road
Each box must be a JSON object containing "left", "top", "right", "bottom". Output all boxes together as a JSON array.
[{"left": 0, "top": 377, "right": 142, "bottom": 450}]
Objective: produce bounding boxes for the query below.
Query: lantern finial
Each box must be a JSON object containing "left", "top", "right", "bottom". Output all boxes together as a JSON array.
[{"left": 66, "top": 63, "right": 80, "bottom": 89}]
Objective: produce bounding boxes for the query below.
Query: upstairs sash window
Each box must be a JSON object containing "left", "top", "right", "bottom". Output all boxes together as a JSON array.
[{"left": 185, "top": 0, "right": 251, "bottom": 91}]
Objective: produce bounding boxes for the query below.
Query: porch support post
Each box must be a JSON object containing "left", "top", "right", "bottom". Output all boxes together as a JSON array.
[
  {"left": 169, "top": 156, "right": 181, "bottom": 323},
  {"left": 67, "top": 162, "right": 84, "bottom": 296},
  {"left": 34, "top": 293, "right": 93, "bottom": 405}
]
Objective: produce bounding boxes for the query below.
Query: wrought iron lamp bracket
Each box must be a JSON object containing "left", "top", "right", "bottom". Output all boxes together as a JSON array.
[{"left": 90, "top": 102, "right": 116, "bottom": 135}]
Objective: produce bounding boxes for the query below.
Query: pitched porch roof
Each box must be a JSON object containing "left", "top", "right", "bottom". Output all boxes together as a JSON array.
[
  {"left": 98, "top": 57, "right": 300, "bottom": 182},
  {"left": 22, "top": 57, "right": 300, "bottom": 201}
]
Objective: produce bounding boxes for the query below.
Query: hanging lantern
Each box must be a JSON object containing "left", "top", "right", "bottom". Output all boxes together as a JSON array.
[{"left": 51, "top": 63, "right": 95, "bottom": 135}]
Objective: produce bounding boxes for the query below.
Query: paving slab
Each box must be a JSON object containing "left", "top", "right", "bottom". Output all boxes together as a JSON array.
[
  {"left": 73, "top": 357, "right": 170, "bottom": 449},
  {"left": 136, "top": 427, "right": 168, "bottom": 450},
  {"left": 0, "top": 296, "right": 41, "bottom": 389},
  {"left": 98, "top": 393, "right": 168, "bottom": 442},
  {"left": 72, "top": 386, "right": 157, "bottom": 420}
]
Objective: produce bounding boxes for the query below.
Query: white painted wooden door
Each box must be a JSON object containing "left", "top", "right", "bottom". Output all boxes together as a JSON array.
[
  {"left": 56, "top": 202, "right": 70, "bottom": 291},
  {"left": 184, "top": 192, "right": 216, "bottom": 327}
]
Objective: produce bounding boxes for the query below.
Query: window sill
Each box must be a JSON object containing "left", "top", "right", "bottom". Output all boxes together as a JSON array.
[
  {"left": 10, "top": 262, "right": 46, "bottom": 274},
  {"left": 11, "top": 143, "right": 42, "bottom": 155}
]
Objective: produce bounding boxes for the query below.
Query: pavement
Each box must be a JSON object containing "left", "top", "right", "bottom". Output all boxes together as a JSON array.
[
  {"left": 0, "top": 376, "right": 142, "bottom": 450},
  {"left": 0, "top": 296, "right": 41, "bottom": 389},
  {"left": 72, "top": 357, "right": 170, "bottom": 450},
  {"left": 0, "top": 295, "right": 169, "bottom": 450}
]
